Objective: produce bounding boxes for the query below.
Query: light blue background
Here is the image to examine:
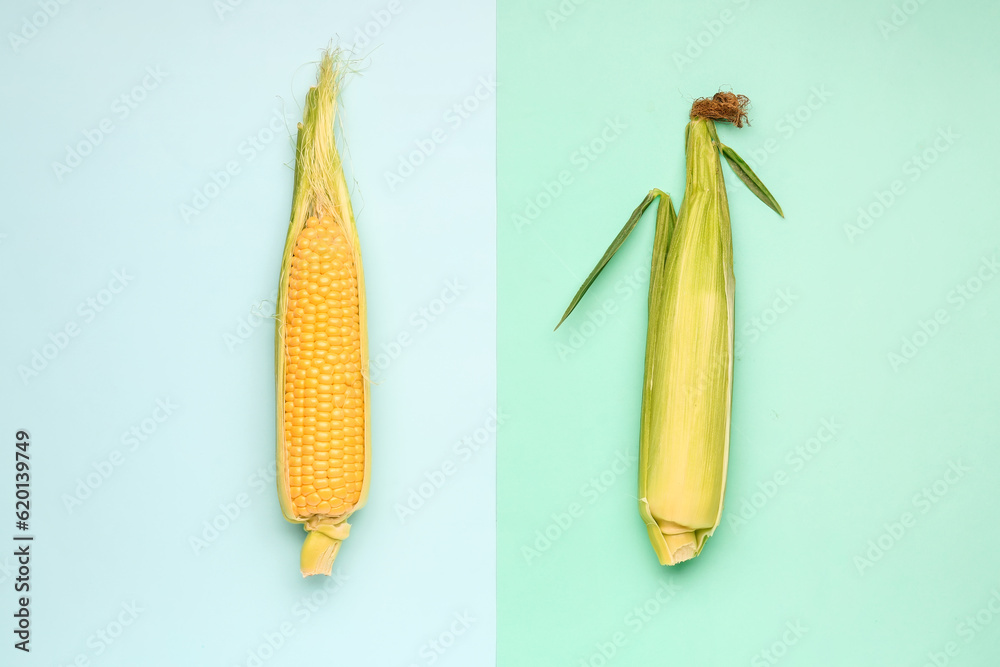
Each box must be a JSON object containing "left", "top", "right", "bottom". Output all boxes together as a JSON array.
[{"left": 0, "top": 1, "right": 495, "bottom": 665}]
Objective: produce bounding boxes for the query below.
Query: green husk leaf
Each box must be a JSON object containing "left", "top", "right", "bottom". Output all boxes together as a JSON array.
[
  {"left": 555, "top": 190, "right": 674, "bottom": 330},
  {"left": 705, "top": 117, "right": 721, "bottom": 144},
  {"left": 645, "top": 192, "right": 677, "bottom": 308},
  {"left": 719, "top": 143, "right": 784, "bottom": 217}
]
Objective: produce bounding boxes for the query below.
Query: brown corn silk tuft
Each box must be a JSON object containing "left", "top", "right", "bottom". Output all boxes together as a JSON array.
[{"left": 690, "top": 92, "right": 750, "bottom": 127}]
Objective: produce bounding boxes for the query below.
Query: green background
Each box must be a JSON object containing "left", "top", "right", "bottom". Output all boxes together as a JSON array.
[{"left": 498, "top": 0, "right": 1000, "bottom": 664}]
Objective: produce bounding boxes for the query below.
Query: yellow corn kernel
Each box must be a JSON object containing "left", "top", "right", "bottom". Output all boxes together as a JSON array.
[{"left": 283, "top": 216, "right": 365, "bottom": 517}]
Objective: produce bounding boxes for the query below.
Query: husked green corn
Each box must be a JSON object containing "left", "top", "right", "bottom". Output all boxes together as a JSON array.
[
  {"left": 558, "top": 92, "right": 782, "bottom": 565},
  {"left": 637, "top": 115, "right": 734, "bottom": 564}
]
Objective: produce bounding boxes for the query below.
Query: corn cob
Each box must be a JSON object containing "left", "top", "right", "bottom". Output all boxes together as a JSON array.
[
  {"left": 275, "top": 49, "right": 370, "bottom": 577},
  {"left": 557, "top": 92, "right": 782, "bottom": 565}
]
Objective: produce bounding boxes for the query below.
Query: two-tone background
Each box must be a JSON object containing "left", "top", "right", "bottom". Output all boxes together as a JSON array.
[{"left": 4, "top": 0, "right": 1000, "bottom": 665}]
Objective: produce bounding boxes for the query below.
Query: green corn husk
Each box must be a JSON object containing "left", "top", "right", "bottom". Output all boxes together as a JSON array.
[
  {"left": 637, "top": 116, "right": 734, "bottom": 564},
  {"left": 557, "top": 92, "right": 782, "bottom": 565}
]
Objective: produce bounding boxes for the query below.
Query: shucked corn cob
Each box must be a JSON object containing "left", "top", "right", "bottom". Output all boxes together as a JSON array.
[
  {"left": 275, "top": 49, "right": 371, "bottom": 577},
  {"left": 557, "top": 93, "right": 782, "bottom": 565}
]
